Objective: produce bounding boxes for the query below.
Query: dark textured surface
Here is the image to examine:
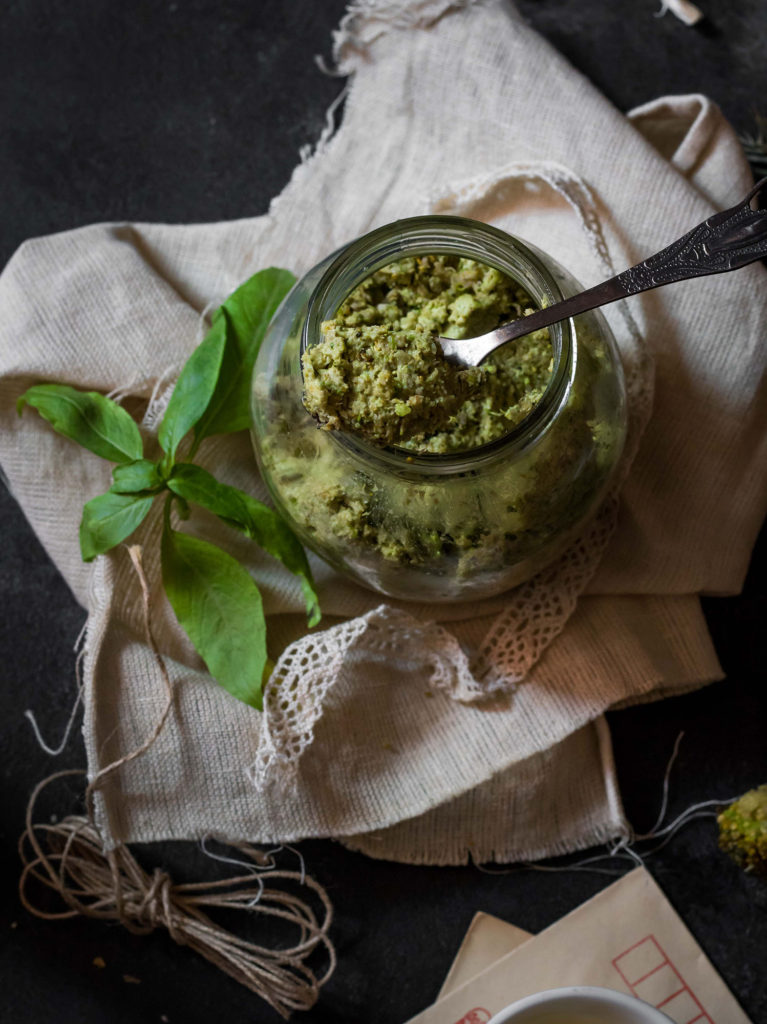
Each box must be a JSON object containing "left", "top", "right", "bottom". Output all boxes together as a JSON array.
[{"left": 2, "top": 2, "right": 766, "bottom": 1022}]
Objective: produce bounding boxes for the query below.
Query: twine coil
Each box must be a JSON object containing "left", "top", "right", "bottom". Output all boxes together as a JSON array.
[
  {"left": 18, "top": 547, "right": 336, "bottom": 1019},
  {"left": 19, "top": 772, "right": 335, "bottom": 1017}
]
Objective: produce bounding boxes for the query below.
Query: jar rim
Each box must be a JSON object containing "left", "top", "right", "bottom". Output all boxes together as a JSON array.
[{"left": 300, "top": 215, "right": 574, "bottom": 474}]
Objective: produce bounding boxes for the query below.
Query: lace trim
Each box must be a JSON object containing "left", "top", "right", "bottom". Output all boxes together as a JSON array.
[{"left": 248, "top": 606, "right": 478, "bottom": 790}]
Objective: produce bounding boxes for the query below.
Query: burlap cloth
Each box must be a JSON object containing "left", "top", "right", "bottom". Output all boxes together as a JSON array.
[{"left": 1, "top": 0, "right": 765, "bottom": 865}]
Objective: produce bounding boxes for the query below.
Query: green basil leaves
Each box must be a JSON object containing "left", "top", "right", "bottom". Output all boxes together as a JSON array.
[
  {"left": 158, "top": 313, "right": 227, "bottom": 461},
  {"left": 161, "top": 522, "right": 268, "bottom": 709},
  {"left": 80, "top": 491, "right": 155, "bottom": 562},
  {"left": 193, "top": 268, "right": 296, "bottom": 442},
  {"left": 111, "top": 459, "right": 165, "bottom": 494},
  {"left": 167, "top": 463, "right": 320, "bottom": 627},
  {"left": 18, "top": 266, "right": 315, "bottom": 709},
  {"left": 157, "top": 267, "right": 296, "bottom": 460},
  {"left": 18, "top": 384, "right": 143, "bottom": 463}
]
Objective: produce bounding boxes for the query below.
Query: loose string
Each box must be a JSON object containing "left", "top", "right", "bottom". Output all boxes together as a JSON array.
[
  {"left": 80, "top": 546, "right": 174, "bottom": 818},
  {"left": 24, "top": 617, "right": 88, "bottom": 756},
  {"left": 474, "top": 732, "right": 737, "bottom": 877},
  {"left": 18, "top": 545, "right": 336, "bottom": 1019}
]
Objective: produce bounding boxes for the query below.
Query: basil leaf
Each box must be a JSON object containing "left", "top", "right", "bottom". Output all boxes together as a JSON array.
[
  {"left": 167, "top": 462, "right": 320, "bottom": 627},
  {"left": 18, "top": 384, "right": 143, "bottom": 464},
  {"left": 111, "top": 459, "right": 164, "bottom": 494},
  {"left": 167, "top": 462, "right": 251, "bottom": 525},
  {"left": 80, "top": 491, "right": 154, "bottom": 562},
  {"left": 161, "top": 521, "right": 267, "bottom": 709},
  {"left": 158, "top": 314, "right": 227, "bottom": 460},
  {"left": 193, "top": 268, "right": 295, "bottom": 444}
]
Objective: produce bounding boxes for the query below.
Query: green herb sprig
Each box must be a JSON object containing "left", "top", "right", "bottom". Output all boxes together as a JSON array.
[{"left": 18, "top": 267, "right": 319, "bottom": 710}]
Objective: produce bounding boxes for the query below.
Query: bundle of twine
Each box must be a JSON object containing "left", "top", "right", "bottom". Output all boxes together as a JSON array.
[{"left": 18, "top": 548, "right": 336, "bottom": 1019}]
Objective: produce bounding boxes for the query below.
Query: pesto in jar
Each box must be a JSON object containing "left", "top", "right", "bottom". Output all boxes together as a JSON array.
[
  {"left": 301, "top": 255, "right": 553, "bottom": 453},
  {"left": 255, "top": 240, "right": 625, "bottom": 592}
]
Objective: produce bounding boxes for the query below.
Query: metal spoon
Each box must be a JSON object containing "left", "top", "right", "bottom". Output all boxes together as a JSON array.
[{"left": 439, "top": 178, "right": 767, "bottom": 367}]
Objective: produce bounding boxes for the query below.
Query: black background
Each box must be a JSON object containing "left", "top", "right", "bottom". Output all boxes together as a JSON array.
[{"left": 1, "top": 2, "right": 766, "bottom": 1022}]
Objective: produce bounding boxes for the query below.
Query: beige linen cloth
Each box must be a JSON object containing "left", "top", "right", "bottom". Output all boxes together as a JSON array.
[{"left": 1, "top": 0, "right": 765, "bottom": 865}]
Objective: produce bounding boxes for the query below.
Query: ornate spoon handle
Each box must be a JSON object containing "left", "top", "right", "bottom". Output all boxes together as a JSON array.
[{"left": 440, "top": 178, "right": 767, "bottom": 367}]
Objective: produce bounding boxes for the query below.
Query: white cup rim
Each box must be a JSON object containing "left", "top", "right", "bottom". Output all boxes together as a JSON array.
[{"left": 487, "top": 985, "right": 674, "bottom": 1024}]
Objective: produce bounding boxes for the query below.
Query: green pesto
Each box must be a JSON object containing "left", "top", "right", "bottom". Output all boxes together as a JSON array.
[
  {"left": 258, "top": 251, "right": 625, "bottom": 584},
  {"left": 263, "top": 321, "right": 622, "bottom": 577},
  {"left": 301, "top": 255, "right": 553, "bottom": 453}
]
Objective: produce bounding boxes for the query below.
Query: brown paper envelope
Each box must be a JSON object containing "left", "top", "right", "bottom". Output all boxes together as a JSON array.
[
  {"left": 438, "top": 912, "right": 533, "bottom": 999},
  {"left": 407, "top": 867, "right": 751, "bottom": 1024}
]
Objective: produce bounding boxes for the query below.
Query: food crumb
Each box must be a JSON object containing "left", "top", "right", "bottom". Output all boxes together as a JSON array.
[
  {"left": 93, "top": 957, "right": 106, "bottom": 969},
  {"left": 161, "top": 1016, "right": 170, "bottom": 1022},
  {"left": 10, "top": 921, "right": 18, "bottom": 929},
  {"left": 123, "top": 974, "right": 141, "bottom": 985},
  {"left": 424, "top": 691, "right": 433, "bottom": 698}
]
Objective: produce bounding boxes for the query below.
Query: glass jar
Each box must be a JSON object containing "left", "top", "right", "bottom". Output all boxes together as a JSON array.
[{"left": 250, "top": 217, "right": 626, "bottom": 602}]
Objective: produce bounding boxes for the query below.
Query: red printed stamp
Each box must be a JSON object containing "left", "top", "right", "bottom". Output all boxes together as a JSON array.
[{"left": 612, "top": 934, "right": 713, "bottom": 1024}]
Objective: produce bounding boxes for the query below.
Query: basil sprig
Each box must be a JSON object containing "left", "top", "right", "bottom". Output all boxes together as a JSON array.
[{"left": 18, "top": 267, "right": 315, "bottom": 710}]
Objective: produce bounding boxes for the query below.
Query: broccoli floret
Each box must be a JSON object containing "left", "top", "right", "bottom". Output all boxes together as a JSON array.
[{"left": 718, "top": 785, "right": 767, "bottom": 877}]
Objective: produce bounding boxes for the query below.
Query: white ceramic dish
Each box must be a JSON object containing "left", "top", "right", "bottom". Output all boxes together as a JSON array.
[{"left": 487, "top": 986, "right": 675, "bottom": 1024}]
